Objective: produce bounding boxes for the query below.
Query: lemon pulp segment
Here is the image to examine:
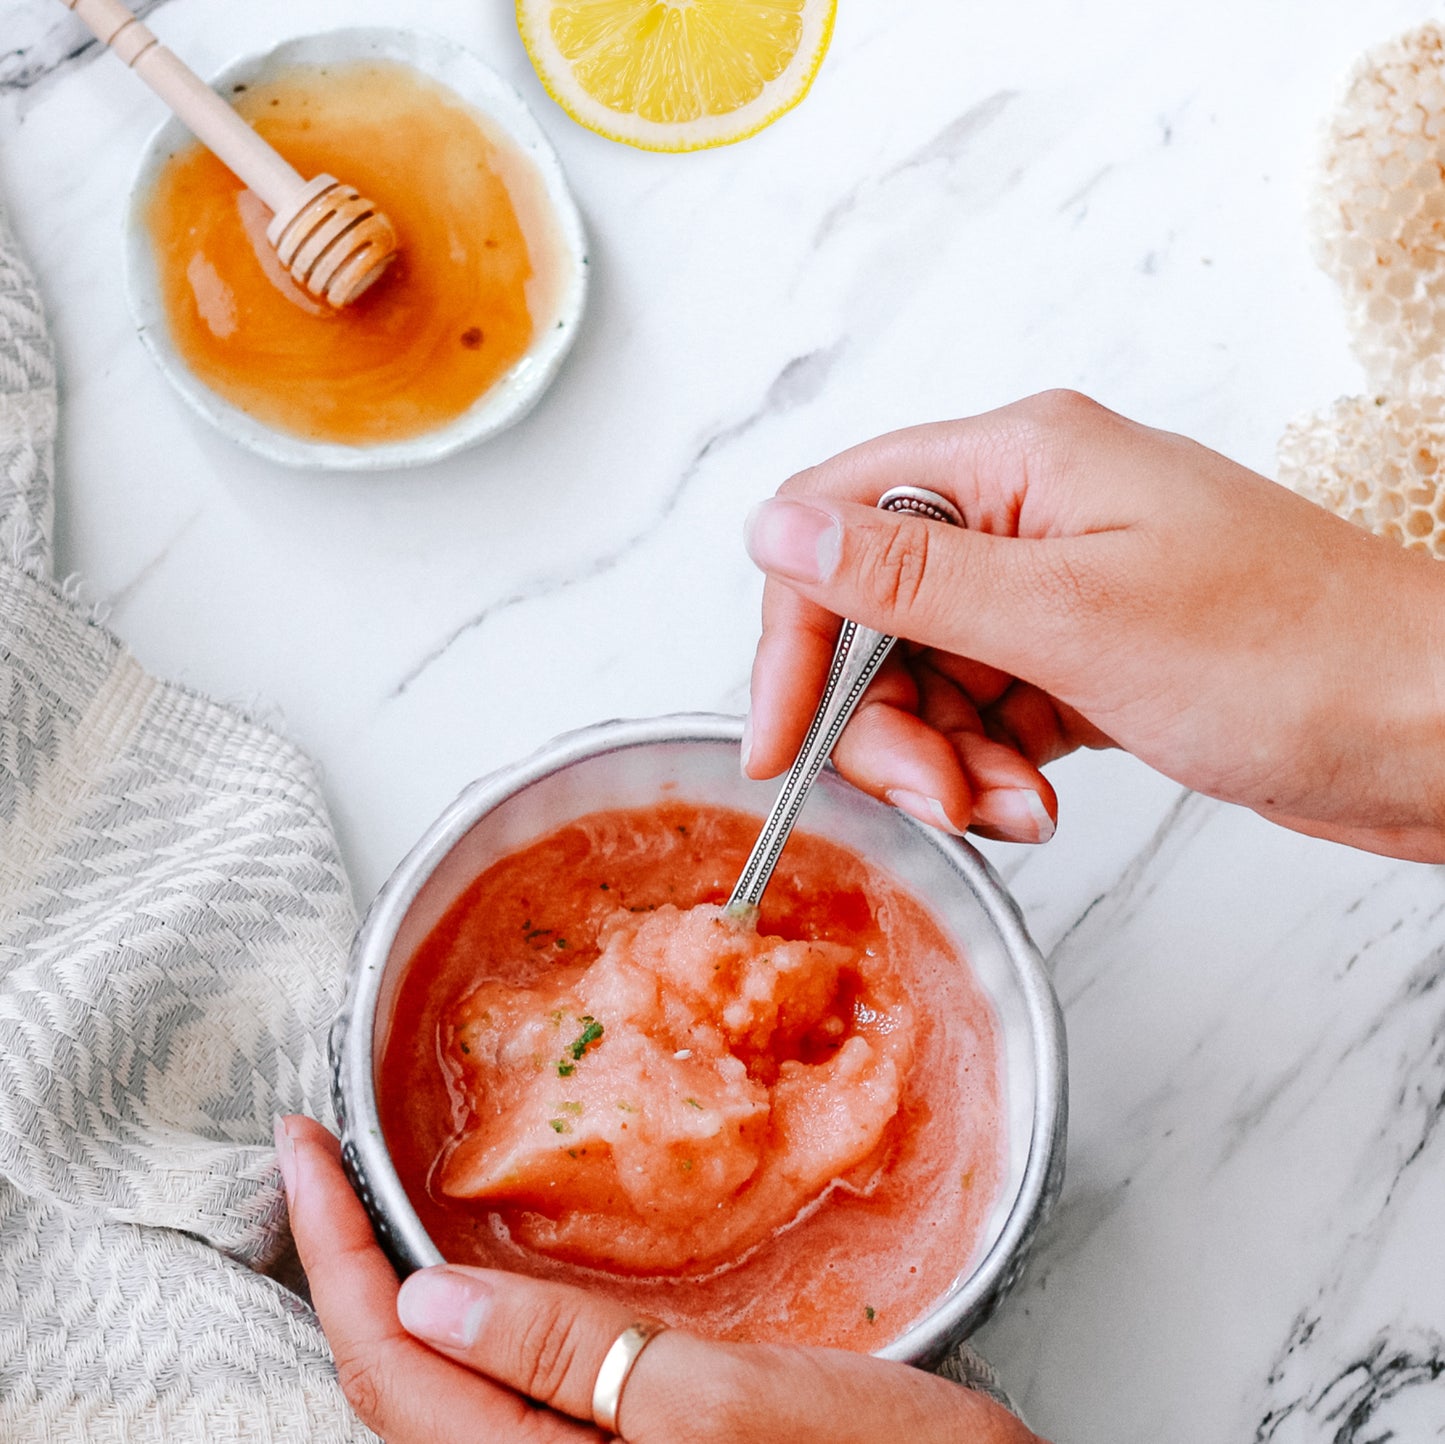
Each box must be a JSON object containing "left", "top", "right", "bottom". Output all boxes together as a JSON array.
[{"left": 519, "top": 0, "right": 835, "bottom": 150}]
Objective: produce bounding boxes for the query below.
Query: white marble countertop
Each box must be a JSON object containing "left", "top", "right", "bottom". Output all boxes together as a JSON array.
[{"left": 4, "top": 0, "right": 1445, "bottom": 1437}]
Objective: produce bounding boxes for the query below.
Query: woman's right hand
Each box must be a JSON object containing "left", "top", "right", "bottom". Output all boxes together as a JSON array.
[{"left": 743, "top": 391, "right": 1445, "bottom": 862}]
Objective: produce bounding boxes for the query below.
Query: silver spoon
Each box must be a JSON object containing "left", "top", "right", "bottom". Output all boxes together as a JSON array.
[{"left": 728, "top": 485, "right": 964, "bottom": 916}]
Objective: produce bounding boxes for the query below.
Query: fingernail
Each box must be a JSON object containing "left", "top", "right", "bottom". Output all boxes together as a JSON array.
[
  {"left": 398, "top": 1266, "right": 493, "bottom": 1348},
  {"left": 744, "top": 499, "right": 841, "bottom": 584},
  {"left": 886, "top": 788, "right": 966, "bottom": 836},
  {"left": 273, "top": 1116, "right": 297, "bottom": 1200},
  {"left": 740, "top": 712, "right": 753, "bottom": 776},
  {"left": 974, "top": 788, "right": 1056, "bottom": 843}
]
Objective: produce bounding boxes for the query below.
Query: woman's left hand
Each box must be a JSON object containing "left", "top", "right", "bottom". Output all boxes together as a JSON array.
[{"left": 278, "top": 1115, "right": 1042, "bottom": 1443}]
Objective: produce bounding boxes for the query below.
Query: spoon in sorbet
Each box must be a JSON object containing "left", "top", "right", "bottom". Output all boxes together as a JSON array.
[
  {"left": 728, "top": 486, "right": 965, "bottom": 917},
  {"left": 62, "top": 0, "right": 399, "bottom": 307}
]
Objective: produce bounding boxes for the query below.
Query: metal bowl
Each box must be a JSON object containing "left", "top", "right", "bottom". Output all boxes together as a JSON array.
[{"left": 331, "top": 714, "right": 1066, "bottom": 1366}]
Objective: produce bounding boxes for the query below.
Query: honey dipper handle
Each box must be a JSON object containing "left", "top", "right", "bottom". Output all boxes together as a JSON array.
[{"left": 62, "top": 0, "right": 306, "bottom": 216}]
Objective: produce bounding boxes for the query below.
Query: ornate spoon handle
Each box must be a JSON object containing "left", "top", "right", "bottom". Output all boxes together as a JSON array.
[{"left": 727, "top": 485, "right": 964, "bottom": 914}]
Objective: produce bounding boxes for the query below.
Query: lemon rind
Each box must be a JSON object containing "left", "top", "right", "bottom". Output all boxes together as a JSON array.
[{"left": 516, "top": 0, "right": 836, "bottom": 152}]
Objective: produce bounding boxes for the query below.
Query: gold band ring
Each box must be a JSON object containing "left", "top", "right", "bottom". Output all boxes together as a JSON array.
[{"left": 591, "top": 1320, "right": 668, "bottom": 1435}]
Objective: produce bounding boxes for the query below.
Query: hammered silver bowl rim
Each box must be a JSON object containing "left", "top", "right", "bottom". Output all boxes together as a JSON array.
[{"left": 332, "top": 711, "right": 1067, "bottom": 1364}]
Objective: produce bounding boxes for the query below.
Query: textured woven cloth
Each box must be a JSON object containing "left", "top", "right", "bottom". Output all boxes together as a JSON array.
[
  {"left": 0, "top": 202, "right": 375, "bottom": 1441},
  {"left": 0, "top": 200, "right": 1017, "bottom": 1438}
]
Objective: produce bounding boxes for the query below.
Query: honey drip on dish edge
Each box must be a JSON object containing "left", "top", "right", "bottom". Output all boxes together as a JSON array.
[{"left": 143, "top": 60, "right": 568, "bottom": 446}]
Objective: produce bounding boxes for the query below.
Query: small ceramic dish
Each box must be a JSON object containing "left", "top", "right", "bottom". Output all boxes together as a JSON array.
[
  {"left": 124, "top": 27, "right": 587, "bottom": 470},
  {"left": 331, "top": 714, "right": 1068, "bottom": 1366}
]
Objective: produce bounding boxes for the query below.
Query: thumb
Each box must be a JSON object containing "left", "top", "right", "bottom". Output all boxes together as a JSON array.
[
  {"left": 398, "top": 1265, "right": 1037, "bottom": 1443},
  {"left": 397, "top": 1264, "right": 734, "bottom": 1437},
  {"left": 744, "top": 494, "right": 1092, "bottom": 684}
]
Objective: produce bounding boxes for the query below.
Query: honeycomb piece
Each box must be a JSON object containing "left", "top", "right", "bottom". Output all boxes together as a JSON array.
[
  {"left": 1313, "top": 24, "right": 1445, "bottom": 392},
  {"left": 1278, "top": 393, "right": 1445, "bottom": 558}
]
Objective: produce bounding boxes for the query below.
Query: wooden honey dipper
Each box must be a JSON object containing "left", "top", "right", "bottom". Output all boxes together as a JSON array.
[{"left": 64, "top": 0, "right": 399, "bottom": 307}]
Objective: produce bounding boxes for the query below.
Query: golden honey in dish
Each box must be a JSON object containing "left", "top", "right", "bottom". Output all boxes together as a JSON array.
[{"left": 143, "top": 60, "right": 569, "bottom": 445}]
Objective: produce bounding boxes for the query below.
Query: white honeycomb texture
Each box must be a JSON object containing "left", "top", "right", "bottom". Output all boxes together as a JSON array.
[
  {"left": 1313, "top": 24, "right": 1445, "bottom": 392},
  {"left": 1280, "top": 394, "right": 1445, "bottom": 555},
  {"left": 1280, "top": 23, "right": 1445, "bottom": 560}
]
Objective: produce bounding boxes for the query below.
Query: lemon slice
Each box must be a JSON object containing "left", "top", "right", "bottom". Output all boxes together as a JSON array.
[{"left": 517, "top": 0, "right": 836, "bottom": 151}]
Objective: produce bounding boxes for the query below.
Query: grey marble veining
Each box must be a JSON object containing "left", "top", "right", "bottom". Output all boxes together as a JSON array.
[
  {"left": 389, "top": 339, "right": 848, "bottom": 700},
  {"left": 0, "top": 0, "right": 172, "bottom": 93}
]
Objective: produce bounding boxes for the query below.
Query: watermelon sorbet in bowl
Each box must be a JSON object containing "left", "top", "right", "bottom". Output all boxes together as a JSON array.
[{"left": 331, "top": 714, "right": 1066, "bottom": 1366}]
